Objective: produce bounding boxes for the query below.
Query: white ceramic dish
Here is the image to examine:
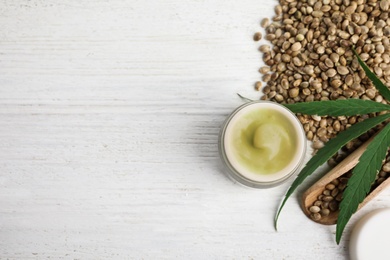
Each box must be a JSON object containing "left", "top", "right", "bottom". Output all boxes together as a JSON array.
[{"left": 350, "top": 208, "right": 390, "bottom": 260}]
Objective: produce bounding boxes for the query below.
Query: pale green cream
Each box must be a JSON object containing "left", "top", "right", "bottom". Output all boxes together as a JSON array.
[{"left": 230, "top": 108, "right": 297, "bottom": 175}]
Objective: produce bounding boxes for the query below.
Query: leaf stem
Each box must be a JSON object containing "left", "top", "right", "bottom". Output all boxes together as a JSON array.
[{"left": 236, "top": 93, "right": 255, "bottom": 102}]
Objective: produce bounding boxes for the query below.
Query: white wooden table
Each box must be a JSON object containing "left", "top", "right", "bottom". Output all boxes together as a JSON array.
[{"left": 1, "top": 1, "right": 389, "bottom": 259}]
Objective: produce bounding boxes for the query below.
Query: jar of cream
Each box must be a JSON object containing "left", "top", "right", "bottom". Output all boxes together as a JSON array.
[{"left": 219, "top": 101, "right": 306, "bottom": 188}]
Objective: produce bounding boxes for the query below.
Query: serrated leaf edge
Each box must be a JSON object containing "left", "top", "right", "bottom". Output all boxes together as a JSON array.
[
  {"left": 335, "top": 123, "right": 390, "bottom": 243},
  {"left": 284, "top": 99, "right": 390, "bottom": 117},
  {"left": 275, "top": 113, "right": 390, "bottom": 230},
  {"left": 353, "top": 48, "right": 390, "bottom": 101}
]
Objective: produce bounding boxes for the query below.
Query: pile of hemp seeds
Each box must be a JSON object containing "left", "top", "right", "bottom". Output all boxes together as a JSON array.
[{"left": 253, "top": 0, "right": 390, "bottom": 221}]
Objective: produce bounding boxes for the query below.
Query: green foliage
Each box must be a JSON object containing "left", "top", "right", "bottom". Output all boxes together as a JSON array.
[
  {"left": 353, "top": 48, "right": 390, "bottom": 101},
  {"left": 284, "top": 99, "right": 390, "bottom": 117},
  {"left": 336, "top": 123, "right": 390, "bottom": 243},
  {"left": 276, "top": 51, "right": 390, "bottom": 243},
  {"left": 275, "top": 113, "right": 390, "bottom": 229}
]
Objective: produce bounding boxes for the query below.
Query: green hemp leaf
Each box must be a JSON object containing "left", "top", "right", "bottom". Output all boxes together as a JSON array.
[
  {"left": 284, "top": 99, "right": 390, "bottom": 117},
  {"left": 336, "top": 123, "right": 390, "bottom": 243},
  {"left": 275, "top": 49, "right": 390, "bottom": 243}
]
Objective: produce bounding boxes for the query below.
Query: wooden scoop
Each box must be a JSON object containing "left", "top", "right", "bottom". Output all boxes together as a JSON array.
[{"left": 302, "top": 136, "right": 390, "bottom": 225}]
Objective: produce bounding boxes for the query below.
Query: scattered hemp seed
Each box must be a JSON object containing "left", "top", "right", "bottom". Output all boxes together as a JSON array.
[
  {"left": 255, "top": 81, "right": 262, "bottom": 91},
  {"left": 260, "top": 18, "right": 269, "bottom": 28},
  {"left": 253, "top": 32, "right": 262, "bottom": 41}
]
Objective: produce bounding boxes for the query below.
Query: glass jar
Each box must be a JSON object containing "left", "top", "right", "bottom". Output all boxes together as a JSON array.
[{"left": 219, "top": 101, "right": 307, "bottom": 188}]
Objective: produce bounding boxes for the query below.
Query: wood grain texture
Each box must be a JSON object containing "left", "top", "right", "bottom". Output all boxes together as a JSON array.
[{"left": 1, "top": 0, "right": 390, "bottom": 259}]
